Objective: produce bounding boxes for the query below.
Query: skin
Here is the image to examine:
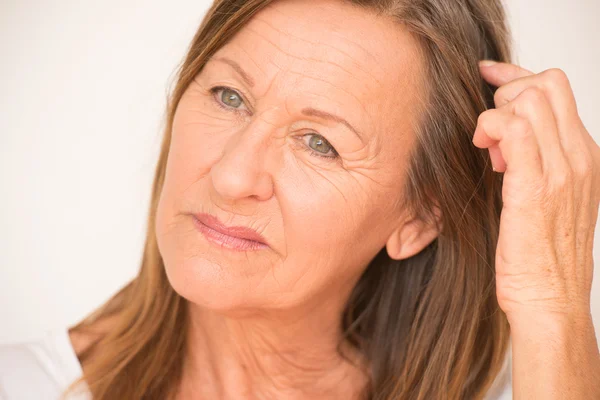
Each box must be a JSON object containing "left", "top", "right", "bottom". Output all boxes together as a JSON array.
[
  {"left": 67, "top": 2, "right": 600, "bottom": 400},
  {"left": 153, "top": 0, "right": 436, "bottom": 399},
  {"left": 475, "top": 61, "right": 600, "bottom": 398}
]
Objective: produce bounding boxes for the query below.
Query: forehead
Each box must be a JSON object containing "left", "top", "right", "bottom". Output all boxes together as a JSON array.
[{"left": 208, "top": 0, "right": 423, "bottom": 141}]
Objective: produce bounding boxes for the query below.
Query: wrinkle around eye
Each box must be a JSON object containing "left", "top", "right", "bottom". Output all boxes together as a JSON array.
[{"left": 308, "top": 163, "right": 350, "bottom": 204}]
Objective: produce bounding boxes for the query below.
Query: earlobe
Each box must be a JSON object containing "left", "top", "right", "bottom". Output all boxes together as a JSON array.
[{"left": 385, "top": 214, "right": 442, "bottom": 261}]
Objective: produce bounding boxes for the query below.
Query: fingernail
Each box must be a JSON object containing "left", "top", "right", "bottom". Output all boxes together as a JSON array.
[{"left": 479, "top": 60, "right": 498, "bottom": 67}]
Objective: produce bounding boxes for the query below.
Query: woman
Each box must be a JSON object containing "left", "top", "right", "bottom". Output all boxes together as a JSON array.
[{"left": 1, "top": 0, "right": 599, "bottom": 398}]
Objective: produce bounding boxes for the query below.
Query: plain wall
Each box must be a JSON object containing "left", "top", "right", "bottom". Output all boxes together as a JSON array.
[{"left": 1, "top": 0, "right": 599, "bottom": 343}]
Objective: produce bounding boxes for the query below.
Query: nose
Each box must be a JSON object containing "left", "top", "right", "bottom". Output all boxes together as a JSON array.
[{"left": 210, "top": 123, "right": 275, "bottom": 202}]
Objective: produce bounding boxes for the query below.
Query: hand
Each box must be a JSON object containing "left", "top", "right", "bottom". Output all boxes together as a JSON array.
[{"left": 472, "top": 61, "right": 600, "bottom": 325}]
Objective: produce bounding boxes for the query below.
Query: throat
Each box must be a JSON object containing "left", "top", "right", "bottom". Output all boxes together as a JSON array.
[{"left": 177, "top": 304, "right": 370, "bottom": 399}]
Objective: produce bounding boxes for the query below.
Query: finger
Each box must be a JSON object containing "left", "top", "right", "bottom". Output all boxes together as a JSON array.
[
  {"left": 474, "top": 107, "right": 543, "bottom": 180},
  {"left": 479, "top": 61, "right": 534, "bottom": 87},
  {"left": 492, "top": 68, "right": 586, "bottom": 172},
  {"left": 501, "top": 86, "right": 570, "bottom": 177}
]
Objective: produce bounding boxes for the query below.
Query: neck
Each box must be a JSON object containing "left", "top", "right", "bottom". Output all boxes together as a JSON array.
[{"left": 176, "top": 297, "right": 369, "bottom": 400}]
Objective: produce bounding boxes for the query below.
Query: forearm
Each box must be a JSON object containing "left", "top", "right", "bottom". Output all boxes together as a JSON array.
[{"left": 509, "top": 312, "right": 600, "bottom": 399}]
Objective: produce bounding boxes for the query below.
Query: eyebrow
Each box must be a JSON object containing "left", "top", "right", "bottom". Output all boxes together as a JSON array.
[
  {"left": 300, "top": 107, "right": 365, "bottom": 144},
  {"left": 210, "top": 56, "right": 366, "bottom": 144},
  {"left": 211, "top": 56, "right": 255, "bottom": 87}
]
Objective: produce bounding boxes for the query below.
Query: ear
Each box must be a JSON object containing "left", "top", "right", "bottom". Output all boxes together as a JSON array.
[{"left": 385, "top": 208, "right": 442, "bottom": 261}]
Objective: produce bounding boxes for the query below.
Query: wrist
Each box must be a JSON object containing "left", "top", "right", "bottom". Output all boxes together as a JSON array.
[
  {"left": 508, "top": 310, "right": 600, "bottom": 399},
  {"left": 508, "top": 309, "right": 599, "bottom": 363},
  {"left": 505, "top": 303, "right": 593, "bottom": 335}
]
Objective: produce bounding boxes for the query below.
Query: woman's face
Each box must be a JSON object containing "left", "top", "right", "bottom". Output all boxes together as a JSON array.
[{"left": 156, "top": 0, "right": 426, "bottom": 312}]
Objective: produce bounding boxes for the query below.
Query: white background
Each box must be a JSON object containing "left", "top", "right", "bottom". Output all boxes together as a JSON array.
[{"left": 1, "top": 0, "right": 599, "bottom": 343}]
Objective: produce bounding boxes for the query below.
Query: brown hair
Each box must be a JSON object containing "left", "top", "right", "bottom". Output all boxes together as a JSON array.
[{"left": 62, "top": 0, "right": 512, "bottom": 399}]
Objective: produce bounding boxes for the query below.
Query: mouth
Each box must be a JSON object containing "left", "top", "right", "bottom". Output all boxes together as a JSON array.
[{"left": 191, "top": 212, "right": 269, "bottom": 252}]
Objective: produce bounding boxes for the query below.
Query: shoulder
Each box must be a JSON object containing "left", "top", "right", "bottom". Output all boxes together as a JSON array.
[{"left": 0, "top": 328, "right": 90, "bottom": 400}]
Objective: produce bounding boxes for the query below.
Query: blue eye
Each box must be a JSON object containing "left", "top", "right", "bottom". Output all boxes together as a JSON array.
[
  {"left": 210, "top": 86, "right": 248, "bottom": 113},
  {"left": 301, "top": 134, "right": 339, "bottom": 160},
  {"left": 209, "top": 86, "right": 340, "bottom": 162}
]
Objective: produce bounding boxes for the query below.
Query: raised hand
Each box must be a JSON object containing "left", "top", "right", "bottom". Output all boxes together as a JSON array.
[{"left": 473, "top": 61, "right": 600, "bottom": 399}]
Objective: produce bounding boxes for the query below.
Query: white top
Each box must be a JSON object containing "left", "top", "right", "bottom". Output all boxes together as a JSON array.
[
  {"left": 0, "top": 328, "right": 91, "bottom": 400},
  {"left": 0, "top": 327, "right": 513, "bottom": 399}
]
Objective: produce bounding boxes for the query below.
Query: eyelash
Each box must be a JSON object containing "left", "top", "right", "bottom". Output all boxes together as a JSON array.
[{"left": 208, "top": 86, "right": 340, "bottom": 162}]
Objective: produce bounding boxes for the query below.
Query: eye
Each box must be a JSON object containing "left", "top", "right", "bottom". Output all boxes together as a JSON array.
[
  {"left": 210, "top": 86, "right": 339, "bottom": 162},
  {"left": 209, "top": 86, "right": 249, "bottom": 113},
  {"left": 300, "top": 134, "right": 339, "bottom": 161}
]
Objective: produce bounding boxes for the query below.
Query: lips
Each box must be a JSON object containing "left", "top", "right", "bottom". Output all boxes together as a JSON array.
[{"left": 192, "top": 212, "right": 268, "bottom": 245}]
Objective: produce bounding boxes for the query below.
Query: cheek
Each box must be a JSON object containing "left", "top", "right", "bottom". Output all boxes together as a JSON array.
[
  {"left": 268, "top": 178, "right": 382, "bottom": 307},
  {"left": 169, "top": 106, "right": 225, "bottom": 176},
  {"left": 278, "top": 163, "right": 370, "bottom": 274},
  {"left": 281, "top": 162, "right": 401, "bottom": 277},
  {"left": 160, "top": 96, "right": 235, "bottom": 213},
  {"left": 285, "top": 190, "right": 348, "bottom": 251}
]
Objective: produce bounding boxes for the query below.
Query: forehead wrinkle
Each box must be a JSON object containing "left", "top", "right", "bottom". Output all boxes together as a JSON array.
[
  {"left": 232, "top": 30, "right": 366, "bottom": 100},
  {"left": 230, "top": 42, "right": 268, "bottom": 82},
  {"left": 232, "top": 27, "right": 368, "bottom": 97},
  {"left": 260, "top": 0, "right": 381, "bottom": 66},
  {"left": 241, "top": 24, "right": 295, "bottom": 71},
  {"left": 289, "top": 52, "right": 382, "bottom": 96},
  {"left": 250, "top": 16, "right": 384, "bottom": 89}
]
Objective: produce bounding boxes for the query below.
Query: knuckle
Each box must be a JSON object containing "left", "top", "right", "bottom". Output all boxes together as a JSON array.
[
  {"left": 477, "top": 109, "right": 494, "bottom": 127},
  {"left": 507, "top": 117, "right": 531, "bottom": 137},
  {"left": 550, "top": 166, "right": 574, "bottom": 189},
  {"left": 493, "top": 87, "right": 509, "bottom": 107},
  {"left": 515, "top": 87, "right": 547, "bottom": 113},
  {"left": 541, "top": 68, "right": 570, "bottom": 90},
  {"left": 520, "top": 86, "right": 546, "bottom": 104}
]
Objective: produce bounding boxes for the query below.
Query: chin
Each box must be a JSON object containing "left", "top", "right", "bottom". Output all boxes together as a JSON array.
[
  {"left": 162, "top": 252, "right": 262, "bottom": 313},
  {"left": 155, "top": 210, "right": 285, "bottom": 313}
]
